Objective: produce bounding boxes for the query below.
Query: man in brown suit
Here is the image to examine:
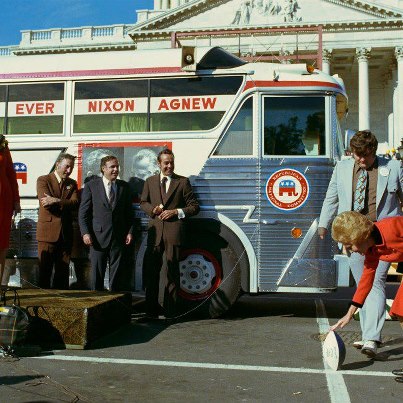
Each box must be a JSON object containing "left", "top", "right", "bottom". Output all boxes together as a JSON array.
[
  {"left": 141, "top": 149, "right": 199, "bottom": 318},
  {"left": 36, "top": 153, "right": 79, "bottom": 289}
]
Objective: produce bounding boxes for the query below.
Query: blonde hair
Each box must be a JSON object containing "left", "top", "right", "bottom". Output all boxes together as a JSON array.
[{"left": 331, "top": 211, "right": 374, "bottom": 244}]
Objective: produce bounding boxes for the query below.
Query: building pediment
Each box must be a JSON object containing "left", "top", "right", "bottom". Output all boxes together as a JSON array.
[{"left": 131, "top": 0, "right": 402, "bottom": 33}]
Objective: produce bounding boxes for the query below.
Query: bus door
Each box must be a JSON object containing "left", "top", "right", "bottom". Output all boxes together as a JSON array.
[{"left": 258, "top": 94, "right": 337, "bottom": 292}]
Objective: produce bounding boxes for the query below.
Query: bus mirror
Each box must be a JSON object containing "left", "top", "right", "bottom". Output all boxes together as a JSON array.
[{"left": 182, "top": 46, "right": 196, "bottom": 71}]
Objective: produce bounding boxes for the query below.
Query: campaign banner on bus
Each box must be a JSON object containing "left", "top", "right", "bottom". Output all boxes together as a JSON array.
[
  {"left": 7, "top": 100, "right": 64, "bottom": 117},
  {"left": 150, "top": 95, "right": 233, "bottom": 113},
  {"left": 78, "top": 141, "right": 172, "bottom": 203},
  {"left": 74, "top": 98, "right": 148, "bottom": 115}
]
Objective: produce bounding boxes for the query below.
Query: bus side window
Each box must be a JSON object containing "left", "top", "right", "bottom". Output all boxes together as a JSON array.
[
  {"left": 264, "top": 97, "right": 325, "bottom": 156},
  {"left": 74, "top": 80, "right": 148, "bottom": 134},
  {"left": 6, "top": 83, "right": 64, "bottom": 135},
  {"left": 213, "top": 97, "right": 253, "bottom": 156}
]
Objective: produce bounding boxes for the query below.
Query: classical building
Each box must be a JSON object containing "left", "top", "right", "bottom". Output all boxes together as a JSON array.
[{"left": 1, "top": 0, "right": 402, "bottom": 148}]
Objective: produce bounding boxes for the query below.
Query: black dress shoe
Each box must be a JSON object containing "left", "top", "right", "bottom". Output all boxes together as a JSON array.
[
  {"left": 146, "top": 306, "right": 165, "bottom": 318},
  {"left": 394, "top": 376, "right": 403, "bottom": 383},
  {"left": 392, "top": 369, "right": 403, "bottom": 376}
]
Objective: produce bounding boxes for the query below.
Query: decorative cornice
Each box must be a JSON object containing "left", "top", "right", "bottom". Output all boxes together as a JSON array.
[
  {"left": 323, "top": 0, "right": 402, "bottom": 18},
  {"left": 13, "top": 43, "right": 136, "bottom": 56},
  {"left": 130, "top": 18, "right": 403, "bottom": 39}
]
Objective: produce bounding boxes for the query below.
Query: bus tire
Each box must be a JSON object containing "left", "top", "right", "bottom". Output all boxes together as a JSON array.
[{"left": 176, "top": 223, "right": 243, "bottom": 319}]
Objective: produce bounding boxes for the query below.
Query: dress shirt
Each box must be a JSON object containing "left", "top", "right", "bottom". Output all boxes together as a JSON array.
[
  {"left": 160, "top": 174, "right": 185, "bottom": 219},
  {"left": 54, "top": 171, "right": 63, "bottom": 185},
  {"left": 102, "top": 175, "right": 116, "bottom": 202}
]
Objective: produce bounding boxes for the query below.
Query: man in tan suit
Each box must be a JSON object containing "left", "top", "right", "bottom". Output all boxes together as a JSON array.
[
  {"left": 141, "top": 149, "right": 199, "bottom": 318},
  {"left": 36, "top": 153, "right": 79, "bottom": 289}
]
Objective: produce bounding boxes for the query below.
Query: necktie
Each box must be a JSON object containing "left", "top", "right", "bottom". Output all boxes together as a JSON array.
[
  {"left": 353, "top": 169, "right": 367, "bottom": 212},
  {"left": 109, "top": 182, "right": 116, "bottom": 207},
  {"left": 161, "top": 177, "right": 167, "bottom": 204}
]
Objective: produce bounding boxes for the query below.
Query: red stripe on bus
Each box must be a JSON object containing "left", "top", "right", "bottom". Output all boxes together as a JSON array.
[
  {"left": 243, "top": 81, "right": 342, "bottom": 91},
  {"left": 0, "top": 67, "right": 183, "bottom": 79}
]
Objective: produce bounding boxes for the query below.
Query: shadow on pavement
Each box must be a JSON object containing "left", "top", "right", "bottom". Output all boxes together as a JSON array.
[{"left": 0, "top": 374, "right": 44, "bottom": 386}]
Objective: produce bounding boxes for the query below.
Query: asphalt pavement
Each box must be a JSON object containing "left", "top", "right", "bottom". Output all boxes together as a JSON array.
[{"left": 1, "top": 284, "right": 402, "bottom": 402}]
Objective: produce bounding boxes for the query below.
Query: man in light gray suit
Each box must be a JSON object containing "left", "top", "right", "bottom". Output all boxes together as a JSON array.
[
  {"left": 319, "top": 130, "right": 403, "bottom": 357},
  {"left": 79, "top": 155, "right": 134, "bottom": 291}
]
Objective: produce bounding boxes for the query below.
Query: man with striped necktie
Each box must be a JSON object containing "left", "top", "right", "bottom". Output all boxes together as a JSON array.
[
  {"left": 79, "top": 155, "right": 134, "bottom": 291},
  {"left": 318, "top": 130, "right": 403, "bottom": 357}
]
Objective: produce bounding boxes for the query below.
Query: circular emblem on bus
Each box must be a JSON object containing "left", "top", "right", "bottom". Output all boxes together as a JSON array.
[{"left": 266, "top": 169, "right": 310, "bottom": 211}]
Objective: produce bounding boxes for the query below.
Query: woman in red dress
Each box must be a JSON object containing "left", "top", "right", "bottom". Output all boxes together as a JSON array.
[
  {"left": 0, "top": 134, "right": 21, "bottom": 286},
  {"left": 330, "top": 211, "right": 403, "bottom": 382}
]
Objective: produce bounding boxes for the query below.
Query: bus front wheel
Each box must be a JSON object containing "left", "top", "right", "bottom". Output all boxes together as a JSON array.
[{"left": 176, "top": 228, "right": 242, "bottom": 319}]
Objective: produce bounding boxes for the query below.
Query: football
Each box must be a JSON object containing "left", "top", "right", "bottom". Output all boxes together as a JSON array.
[{"left": 323, "top": 330, "right": 346, "bottom": 370}]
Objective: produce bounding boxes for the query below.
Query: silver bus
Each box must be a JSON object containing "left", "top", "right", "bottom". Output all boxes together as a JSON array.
[{"left": 1, "top": 46, "right": 348, "bottom": 317}]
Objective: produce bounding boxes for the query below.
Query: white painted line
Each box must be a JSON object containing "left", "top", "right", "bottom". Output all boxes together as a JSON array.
[
  {"left": 33, "top": 354, "right": 395, "bottom": 378},
  {"left": 316, "top": 299, "right": 351, "bottom": 403}
]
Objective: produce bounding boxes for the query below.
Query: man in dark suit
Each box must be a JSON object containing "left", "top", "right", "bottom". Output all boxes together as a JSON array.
[
  {"left": 79, "top": 155, "right": 134, "bottom": 291},
  {"left": 141, "top": 148, "right": 200, "bottom": 317},
  {"left": 36, "top": 153, "right": 79, "bottom": 289}
]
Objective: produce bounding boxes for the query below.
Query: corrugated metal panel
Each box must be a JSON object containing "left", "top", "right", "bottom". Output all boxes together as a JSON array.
[
  {"left": 194, "top": 156, "right": 337, "bottom": 292},
  {"left": 9, "top": 210, "right": 38, "bottom": 258}
]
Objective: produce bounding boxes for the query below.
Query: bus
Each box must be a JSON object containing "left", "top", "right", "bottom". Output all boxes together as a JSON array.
[{"left": 1, "top": 46, "right": 349, "bottom": 317}]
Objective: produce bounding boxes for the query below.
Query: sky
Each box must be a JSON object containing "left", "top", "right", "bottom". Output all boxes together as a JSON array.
[{"left": 0, "top": 0, "right": 153, "bottom": 46}]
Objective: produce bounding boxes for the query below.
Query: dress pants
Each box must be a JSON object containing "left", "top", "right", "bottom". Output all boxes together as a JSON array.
[
  {"left": 144, "top": 235, "right": 180, "bottom": 317},
  {"left": 38, "top": 236, "right": 70, "bottom": 290},
  {"left": 349, "top": 251, "right": 390, "bottom": 342},
  {"left": 89, "top": 237, "right": 124, "bottom": 291}
]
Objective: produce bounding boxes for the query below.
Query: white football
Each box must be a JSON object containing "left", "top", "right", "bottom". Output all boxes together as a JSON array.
[{"left": 323, "top": 330, "right": 346, "bottom": 370}]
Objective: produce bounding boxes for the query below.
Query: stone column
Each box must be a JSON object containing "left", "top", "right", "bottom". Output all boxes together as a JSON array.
[
  {"left": 322, "top": 49, "right": 332, "bottom": 75},
  {"left": 394, "top": 47, "right": 403, "bottom": 148},
  {"left": 154, "top": 0, "right": 161, "bottom": 10},
  {"left": 161, "top": 0, "right": 169, "bottom": 9},
  {"left": 356, "top": 47, "right": 371, "bottom": 130},
  {"left": 171, "top": 0, "right": 181, "bottom": 7}
]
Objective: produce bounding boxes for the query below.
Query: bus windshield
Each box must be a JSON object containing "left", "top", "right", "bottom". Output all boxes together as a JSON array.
[{"left": 263, "top": 96, "right": 326, "bottom": 156}]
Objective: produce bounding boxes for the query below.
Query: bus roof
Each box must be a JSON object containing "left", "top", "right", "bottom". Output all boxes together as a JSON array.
[{"left": 0, "top": 46, "right": 347, "bottom": 99}]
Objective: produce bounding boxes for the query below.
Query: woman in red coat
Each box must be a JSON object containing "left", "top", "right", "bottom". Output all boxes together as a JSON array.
[
  {"left": 0, "top": 135, "right": 21, "bottom": 286},
  {"left": 330, "top": 211, "right": 403, "bottom": 382}
]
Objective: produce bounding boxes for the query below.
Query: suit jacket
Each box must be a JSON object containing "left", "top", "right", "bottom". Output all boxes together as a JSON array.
[
  {"left": 352, "top": 217, "right": 403, "bottom": 308},
  {"left": 78, "top": 177, "right": 134, "bottom": 249},
  {"left": 140, "top": 173, "right": 200, "bottom": 246},
  {"left": 319, "top": 156, "right": 403, "bottom": 229},
  {"left": 36, "top": 173, "right": 79, "bottom": 245}
]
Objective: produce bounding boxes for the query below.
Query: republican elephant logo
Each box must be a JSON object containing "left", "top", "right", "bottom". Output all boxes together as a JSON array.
[
  {"left": 278, "top": 180, "right": 299, "bottom": 197},
  {"left": 266, "top": 169, "right": 310, "bottom": 211}
]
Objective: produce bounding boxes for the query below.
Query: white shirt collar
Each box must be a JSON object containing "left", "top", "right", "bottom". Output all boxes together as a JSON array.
[
  {"left": 102, "top": 175, "right": 115, "bottom": 187},
  {"left": 54, "top": 171, "right": 63, "bottom": 184}
]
